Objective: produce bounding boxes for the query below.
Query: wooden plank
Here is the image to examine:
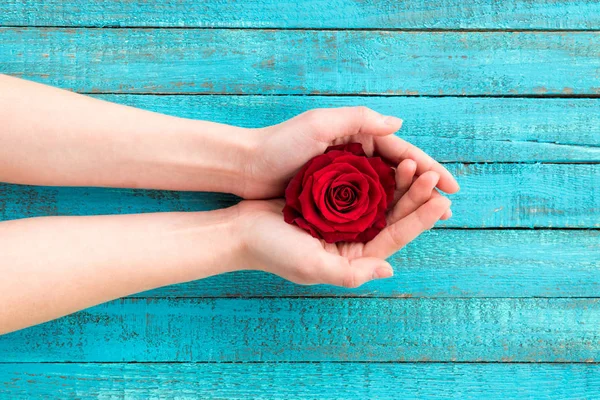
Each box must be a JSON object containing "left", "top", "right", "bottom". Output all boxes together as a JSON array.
[
  {"left": 1, "top": 363, "right": 599, "bottom": 399},
  {"left": 2, "top": 164, "right": 599, "bottom": 228},
  {"left": 94, "top": 95, "right": 600, "bottom": 163},
  {"left": 3, "top": 29, "right": 600, "bottom": 95},
  {"left": 0, "top": 184, "right": 239, "bottom": 219},
  {"left": 2, "top": 0, "right": 600, "bottom": 29},
  {"left": 1, "top": 298, "right": 599, "bottom": 362},
  {"left": 135, "top": 230, "right": 600, "bottom": 298}
]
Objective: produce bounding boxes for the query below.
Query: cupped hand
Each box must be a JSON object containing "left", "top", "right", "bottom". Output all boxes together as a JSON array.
[
  {"left": 242, "top": 107, "right": 460, "bottom": 205},
  {"left": 234, "top": 161, "right": 451, "bottom": 288}
]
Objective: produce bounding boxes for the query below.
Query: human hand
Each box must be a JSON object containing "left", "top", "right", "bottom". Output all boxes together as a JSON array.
[
  {"left": 233, "top": 163, "right": 450, "bottom": 288},
  {"left": 242, "top": 107, "right": 459, "bottom": 210}
]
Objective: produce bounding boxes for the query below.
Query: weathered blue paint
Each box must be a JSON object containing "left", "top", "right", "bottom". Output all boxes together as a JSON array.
[
  {"left": 2, "top": 164, "right": 599, "bottom": 227},
  {"left": 0, "top": 184, "right": 239, "bottom": 219},
  {"left": 1, "top": 298, "right": 600, "bottom": 362},
  {"left": 2, "top": 29, "right": 600, "bottom": 95},
  {"left": 2, "top": 0, "right": 600, "bottom": 29},
  {"left": 94, "top": 95, "right": 600, "bottom": 163},
  {"left": 137, "top": 229, "right": 600, "bottom": 298},
  {"left": 2, "top": 363, "right": 600, "bottom": 399},
  {"left": 1, "top": 1, "right": 599, "bottom": 397}
]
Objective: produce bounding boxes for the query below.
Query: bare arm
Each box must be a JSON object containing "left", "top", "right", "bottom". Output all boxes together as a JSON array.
[
  {"left": 0, "top": 208, "right": 243, "bottom": 335},
  {"left": 0, "top": 75, "right": 458, "bottom": 198},
  {"left": 0, "top": 76, "right": 454, "bottom": 334},
  {"left": 0, "top": 74, "right": 252, "bottom": 193},
  {"left": 0, "top": 180, "right": 449, "bottom": 335}
]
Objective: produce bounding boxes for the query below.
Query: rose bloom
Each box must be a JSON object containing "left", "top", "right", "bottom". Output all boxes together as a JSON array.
[{"left": 283, "top": 143, "right": 396, "bottom": 243}]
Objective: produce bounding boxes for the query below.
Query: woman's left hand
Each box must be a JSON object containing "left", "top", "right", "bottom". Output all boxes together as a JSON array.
[{"left": 240, "top": 107, "right": 460, "bottom": 209}]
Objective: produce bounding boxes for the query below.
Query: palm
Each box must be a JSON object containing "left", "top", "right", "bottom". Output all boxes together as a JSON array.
[{"left": 238, "top": 160, "right": 450, "bottom": 288}]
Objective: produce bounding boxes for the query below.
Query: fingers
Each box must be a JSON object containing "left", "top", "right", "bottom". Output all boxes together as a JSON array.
[
  {"left": 364, "top": 196, "right": 451, "bottom": 259},
  {"left": 429, "top": 189, "right": 452, "bottom": 220},
  {"left": 301, "top": 107, "right": 402, "bottom": 142},
  {"left": 387, "top": 171, "right": 440, "bottom": 224},
  {"left": 392, "top": 168, "right": 452, "bottom": 221},
  {"left": 393, "top": 159, "right": 417, "bottom": 202},
  {"left": 374, "top": 135, "right": 459, "bottom": 194},
  {"left": 317, "top": 253, "right": 394, "bottom": 288}
]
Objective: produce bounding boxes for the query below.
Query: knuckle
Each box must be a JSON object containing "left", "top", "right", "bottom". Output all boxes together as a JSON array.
[
  {"left": 406, "top": 186, "right": 421, "bottom": 204},
  {"left": 298, "top": 263, "right": 318, "bottom": 282},
  {"left": 353, "top": 106, "right": 370, "bottom": 120},
  {"left": 342, "top": 272, "right": 359, "bottom": 289},
  {"left": 386, "top": 223, "right": 405, "bottom": 248},
  {"left": 301, "top": 109, "right": 327, "bottom": 134},
  {"left": 419, "top": 216, "right": 436, "bottom": 231},
  {"left": 302, "top": 109, "right": 323, "bottom": 123}
]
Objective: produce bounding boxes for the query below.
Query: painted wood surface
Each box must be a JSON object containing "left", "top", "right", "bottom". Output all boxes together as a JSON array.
[
  {"left": 0, "top": 228, "right": 595, "bottom": 299},
  {"left": 135, "top": 230, "right": 600, "bottom": 298},
  {"left": 2, "top": 0, "right": 600, "bottom": 30},
  {"left": 2, "top": 363, "right": 600, "bottom": 400},
  {"left": 2, "top": 164, "right": 599, "bottom": 228},
  {"left": 1, "top": 298, "right": 600, "bottom": 362},
  {"left": 94, "top": 95, "right": 600, "bottom": 163},
  {"left": 1, "top": 0, "right": 599, "bottom": 397},
  {"left": 3, "top": 29, "right": 600, "bottom": 95}
]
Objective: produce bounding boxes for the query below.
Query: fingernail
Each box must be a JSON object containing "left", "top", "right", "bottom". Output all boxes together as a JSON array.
[
  {"left": 373, "top": 266, "right": 394, "bottom": 279},
  {"left": 447, "top": 209, "right": 453, "bottom": 218},
  {"left": 383, "top": 116, "right": 403, "bottom": 127}
]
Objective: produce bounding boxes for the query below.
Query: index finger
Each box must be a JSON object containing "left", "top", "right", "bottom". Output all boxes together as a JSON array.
[
  {"left": 374, "top": 134, "right": 460, "bottom": 194},
  {"left": 363, "top": 196, "right": 451, "bottom": 259}
]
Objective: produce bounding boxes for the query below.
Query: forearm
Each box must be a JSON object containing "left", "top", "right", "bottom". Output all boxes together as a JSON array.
[
  {"left": 0, "top": 75, "right": 254, "bottom": 194},
  {"left": 0, "top": 207, "right": 243, "bottom": 335}
]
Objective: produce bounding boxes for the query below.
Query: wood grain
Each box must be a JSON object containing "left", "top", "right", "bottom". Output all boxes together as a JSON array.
[
  {"left": 134, "top": 230, "right": 600, "bottom": 298},
  {"left": 3, "top": 29, "right": 600, "bottom": 95},
  {"left": 2, "top": 164, "right": 598, "bottom": 228},
  {"left": 2, "top": 0, "right": 600, "bottom": 29},
  {"left": 94, "top": 95, "right": 600, "bottom": 163},
  {"left": 1, "top": 363, "right": 599, "bottom": 399},
  {"left": 1, "top": 298, "right": 600, "bottom": 362},
  {"left": 2, "top": 0, "right": 599, "bottom": 396}
]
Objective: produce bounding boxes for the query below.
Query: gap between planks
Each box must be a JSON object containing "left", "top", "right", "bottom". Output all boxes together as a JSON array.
[
  {"left": 76, "top": 92, "right": 600, "bottom": 99},
  {"left": 1, "top": 25, "right": 600, "bottom": 33},
  {"left": 1, "top": 361, "right": 599, "bottom": 365}
]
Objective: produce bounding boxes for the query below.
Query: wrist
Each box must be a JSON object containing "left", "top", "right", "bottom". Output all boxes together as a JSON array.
[
  {"left": 160, "top": 206, "right": 249, "bottom": 286},
  {"left": 134, "top": 117, "right": 257, "bottom": 194},
  {"left": 177, "top": 120, "right": 257, "bottom": 195},
  {"left": 225, "top": 202, "right": 256, "bottom": 271}
]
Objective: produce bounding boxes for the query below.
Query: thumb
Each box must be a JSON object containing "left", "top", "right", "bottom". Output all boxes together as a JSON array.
[
  {"left": 318, "top": 254, "right": 394, "bottom": 288},
  {"left": 300, "top": 107, "right": 403, "bottom": 142}
]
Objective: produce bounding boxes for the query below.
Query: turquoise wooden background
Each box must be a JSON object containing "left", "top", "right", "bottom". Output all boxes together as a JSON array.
[{"left": 1, "top": 1, "right": 600, "bottom": 398}]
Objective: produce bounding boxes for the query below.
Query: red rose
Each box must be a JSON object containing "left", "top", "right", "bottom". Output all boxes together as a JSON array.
[{"left": 283, "top": 143, "right": 396, "bottom": 243}]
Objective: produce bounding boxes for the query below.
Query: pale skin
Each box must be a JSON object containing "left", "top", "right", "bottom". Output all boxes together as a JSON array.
[{"left": 0, "top": 75, "right": 458, "bottom": 334}]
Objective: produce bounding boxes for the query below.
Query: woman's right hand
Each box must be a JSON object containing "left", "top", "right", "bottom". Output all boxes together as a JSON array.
[{"left": 232, "top": 165, "right": 450, "bottom": 288}]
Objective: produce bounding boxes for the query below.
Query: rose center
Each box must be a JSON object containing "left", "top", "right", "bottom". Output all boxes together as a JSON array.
[{"left": 327, "top": 184, "right": 358, "bottom": 212}]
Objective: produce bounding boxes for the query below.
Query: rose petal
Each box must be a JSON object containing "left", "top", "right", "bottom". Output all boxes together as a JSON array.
[
  {"left": 331, "top": 185, "right": 358, "bottom": 208},
  {"left": 368, "top": 156, "right": 396, "bottom": 205},
  {"left": 311, "top": 163, "right": 360, "bottom": 204},
  {"left": 299, "top": 176, "right": 335, "bottom": 233},
  {"left": 284, "top": 142, "right": 395, "bottom": 244},
  {"left": 331, "top": 154, "right": 379, "bottom": 181},
  {"left": 312, "top": 169, "right": 341, "bottom": 205},
  {"left": 320, "top": 230, "right": 362, "bottom": 243},
  {"left": 301, "top": 153, "right": 336, "bottom": 187},
  {"left": 325, "top": 142, "right": 367, "bottom": 156},
  {"left": 314, "top": 173, "right": 357, "bottom": 224},
  {"left": 294, "top": 217, "right": 321, "bottom": 240},
  {"left": 318, "top": 174, "right": 368, "bottom": 224},
  {"left": 283, "top": 202, "right": 300, "bottom": 224},
  {"left": 329, "top": 173, "right": 370, "bottom": 217}
]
